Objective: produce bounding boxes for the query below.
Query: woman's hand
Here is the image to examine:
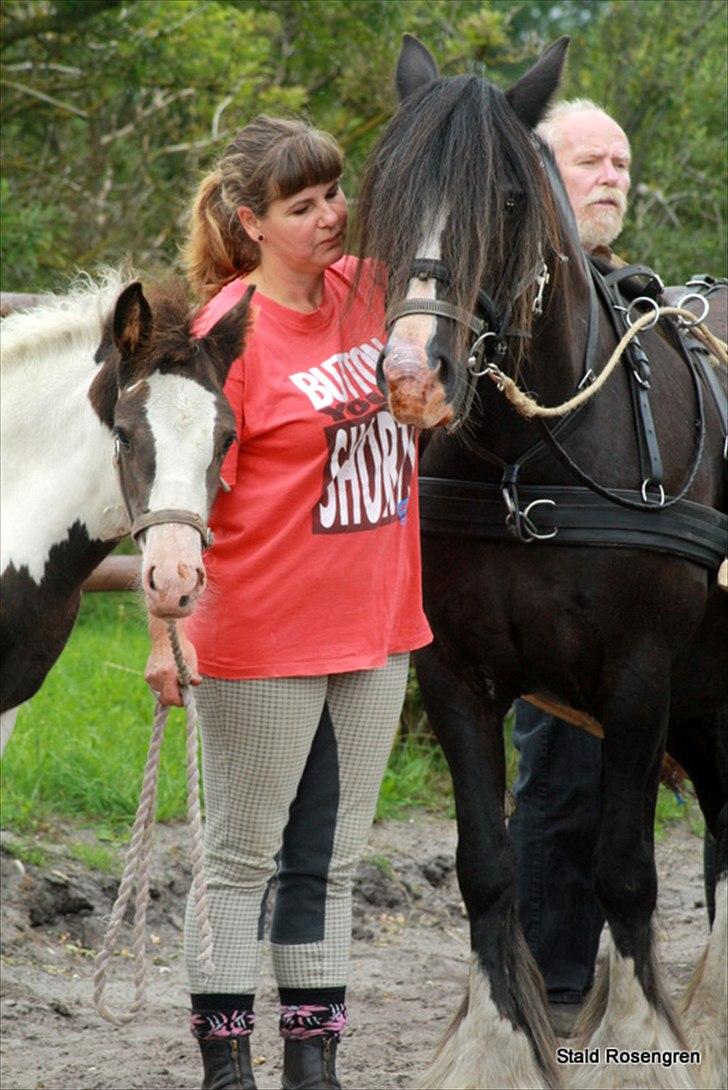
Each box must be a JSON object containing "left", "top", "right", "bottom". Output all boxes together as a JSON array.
[{"left": 145, "top": 617, "right": 201, "bottom": 707}]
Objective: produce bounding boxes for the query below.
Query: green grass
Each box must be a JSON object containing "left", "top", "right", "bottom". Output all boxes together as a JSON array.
[
  {"left": 1, "top": 592, "right": 189, "bottom": 832},
  {"left": 1, "top": 594, "right": 698, "bottom": 840}
]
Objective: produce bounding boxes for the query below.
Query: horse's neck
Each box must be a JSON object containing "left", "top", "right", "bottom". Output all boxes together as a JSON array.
[{"left": 1, "top": 351, "right": 127, "bottom": 583}]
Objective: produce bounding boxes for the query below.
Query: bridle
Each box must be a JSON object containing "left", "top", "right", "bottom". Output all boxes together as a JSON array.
[
  {"left": 384, "top": 253, "right": 554, "bottom": 432},
  {"left": 114, "top": 435, "right": 215, "bottom": 550}
]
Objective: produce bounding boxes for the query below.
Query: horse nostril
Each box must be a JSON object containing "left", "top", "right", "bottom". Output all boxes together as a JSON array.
[
  {"left": 179, "top": 595, "right": 190, "bottom": 609},
  {"left": 147, "top": 566, "right": 157, "bottom": 592}
]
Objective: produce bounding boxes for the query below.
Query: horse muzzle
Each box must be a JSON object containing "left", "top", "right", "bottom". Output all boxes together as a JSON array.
[
  {"left": 380, "top": 341, "right": 454, "bottom": 429},
  {"left": 139, "top": 522, "right": 207, "bottom": 617}
]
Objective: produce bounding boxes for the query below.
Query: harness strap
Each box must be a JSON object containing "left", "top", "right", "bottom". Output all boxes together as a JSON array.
[
  {"left": 419, "top": 477, "right": 727, "bottom": 572},
  {"left": 386, "top": 296, "right": 485, "bottom": 336}
]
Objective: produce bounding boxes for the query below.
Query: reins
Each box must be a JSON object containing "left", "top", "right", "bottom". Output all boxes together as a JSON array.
[
  {"left": 480, "top": 305, "right": 727, "bottom": 419},
  {"left": 93, "top": 621, "right": 214, "bottom": 1024}
]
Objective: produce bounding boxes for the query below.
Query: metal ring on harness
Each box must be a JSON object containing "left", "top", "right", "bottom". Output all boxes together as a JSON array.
[
  {"left": 522, "top": 498, "right": 558, "bottom": 540},
  {"left": 627, "top": 296, "right": 660, "bottom": 331},
  {"left": 641, "top": 480, "right": 666, "bottom": 507},
  {"left": 675, "top": 292, "right": 710, "bottom": 328},
  {"left": 467, "top": 332, "right": 500, "bottom": 376}
]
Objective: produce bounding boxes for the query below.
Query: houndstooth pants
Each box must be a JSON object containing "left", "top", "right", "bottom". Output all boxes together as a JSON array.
[{"left": 185, "top": 654, "right": 409, "bottom": 994}]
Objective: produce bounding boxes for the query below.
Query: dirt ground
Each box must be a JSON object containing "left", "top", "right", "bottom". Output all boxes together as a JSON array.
[{"left": 0, "top": 814, "right": 711, "bottom": 1090}]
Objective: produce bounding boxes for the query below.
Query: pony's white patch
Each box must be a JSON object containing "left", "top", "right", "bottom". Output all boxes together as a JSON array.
[
  {"left": 1, "top": 278, "right": 128, "bottom": 583},
  {"left": 144, "top": 372, "right": 217, "bottom": 518},
  {"left": 418, "top": 953, "right": 553, "bottom": 1089},
  {"left": 570, "top": 937, "right": 696, "bottom": 1089},
  {"left": 681, "top": 875, "right": 727, "bottom": 1090},
  {"left": 0, "top": 706, "right": 21, "bottom": 756},
  {"left": 392, "top": 211, "right": 447, "bottom": 349}
]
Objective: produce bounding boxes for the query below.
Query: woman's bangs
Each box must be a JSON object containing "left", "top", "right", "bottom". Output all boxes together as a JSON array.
[{"left": 271, "top": 132, "right": 343, "bottom": 200}]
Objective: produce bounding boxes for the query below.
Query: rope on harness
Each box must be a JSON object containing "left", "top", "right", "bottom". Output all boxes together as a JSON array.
[
  {"left": 486, "top": 307, "right": 727, "bottom": 420},
  {"left": 93, "top": 622, "right": 214, "bottom": 1025}
]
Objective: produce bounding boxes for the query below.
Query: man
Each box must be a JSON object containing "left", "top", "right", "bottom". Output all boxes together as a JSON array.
[{"left": 510, "top": 99, "right": 631, "bottom": 1037}]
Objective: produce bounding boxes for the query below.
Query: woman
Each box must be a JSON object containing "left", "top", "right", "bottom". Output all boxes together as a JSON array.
[{"left": 146, "top": 116, "right": 431, "bottom": 1090}]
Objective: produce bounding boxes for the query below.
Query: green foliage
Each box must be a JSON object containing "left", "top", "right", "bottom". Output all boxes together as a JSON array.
[
  {"left": 2, "top": 0, "right": 724, "bottom": 290},
  {"left": 565, "top": 0, "right": 727, "bottom": 279}
]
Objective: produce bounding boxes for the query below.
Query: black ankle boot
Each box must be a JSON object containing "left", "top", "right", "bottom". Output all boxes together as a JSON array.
[
  {"left": 198, "top": 1035, "right": 258, "bottom": 1090},
  {"left": 281, "top": 1035, "right": 342, "bottom": 1090}
]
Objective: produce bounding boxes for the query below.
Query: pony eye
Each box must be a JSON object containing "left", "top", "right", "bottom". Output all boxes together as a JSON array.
[
  {"left": 113, "top": 426, "right": 131, "bottom": 450},
  {"left": 219, "top": 432, "right": 236, "bottom": 457}
]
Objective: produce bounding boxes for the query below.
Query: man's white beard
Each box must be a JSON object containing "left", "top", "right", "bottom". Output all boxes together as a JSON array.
[{"left": 577, "top": 187, "right": 628, "bottom": 251}]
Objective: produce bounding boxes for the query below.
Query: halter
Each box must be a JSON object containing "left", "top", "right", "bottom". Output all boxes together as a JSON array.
[
  {"left": 114, "top": 437, "right": 214, "bottom": 550},
  {"left": 385, "top": 255, "right": 550, "bottom": 431}
]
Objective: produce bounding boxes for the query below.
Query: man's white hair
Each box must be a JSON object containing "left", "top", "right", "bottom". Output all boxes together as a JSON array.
[{"left": 536, "top": 98, "right": 611, "bottom": 149}]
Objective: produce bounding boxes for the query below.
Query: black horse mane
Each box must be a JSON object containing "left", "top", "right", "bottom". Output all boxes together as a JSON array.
[{"left": 357, "top": 73, "right": 568, "bottom": 366}]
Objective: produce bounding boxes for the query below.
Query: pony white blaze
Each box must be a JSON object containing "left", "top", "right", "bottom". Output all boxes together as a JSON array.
[{"left": 139, "top": 372, "right": 218, "bottom": 617}]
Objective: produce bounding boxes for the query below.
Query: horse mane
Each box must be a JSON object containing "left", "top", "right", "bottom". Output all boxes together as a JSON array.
[
  {"left": 1, "top": 270, "right": 196, "bottom": 377},
  {"left": 356, "top": 74, "right": 567, "bottom": 367},
  {"left": 0, "top": 268, "right": 131, "bottom": 373}
]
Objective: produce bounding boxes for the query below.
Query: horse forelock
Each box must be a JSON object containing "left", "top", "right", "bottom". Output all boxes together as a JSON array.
[{"left": 357, "top": 73, "right": 566, "bottom": 368}]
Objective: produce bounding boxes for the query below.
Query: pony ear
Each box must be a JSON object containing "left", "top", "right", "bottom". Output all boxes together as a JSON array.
[
  {"left": 198, "top": 285, "right": 255, "bottom": 386},
  {"left": 396, "top": 33, "right": 439, "bottom": 101},
  {"left": 505, "top": 37, "right": 570, "bottom": 129},
  {"left": 113, "top": 281, "right": 153, "bottom": 364}
]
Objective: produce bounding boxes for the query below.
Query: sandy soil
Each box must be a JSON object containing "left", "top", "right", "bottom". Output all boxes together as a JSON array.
[{"left": 0, "top": 815, "right": 711, "bottom": 1090}]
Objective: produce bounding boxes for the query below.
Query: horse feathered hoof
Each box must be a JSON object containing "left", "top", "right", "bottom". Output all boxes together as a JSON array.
[
  {"left": 680, "top": 875, "right": 728, "bottom": 1090},
  {"left": 416, "top": 954, "right": 559, "bottom": 1090},
  {"left": 569, "top": 937, "right": 697, "bottom": 1090}
]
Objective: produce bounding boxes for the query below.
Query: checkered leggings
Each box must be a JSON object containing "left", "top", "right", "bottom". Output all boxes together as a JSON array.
[{"left": 185, "top": 654, "right": 409, "bottom": 993}]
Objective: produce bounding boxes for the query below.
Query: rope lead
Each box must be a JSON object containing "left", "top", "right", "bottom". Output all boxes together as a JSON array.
[
  {"left": 488, "top": 307, "right": 727, "bottom": 420},
  {"left": 93, "top": 622, "right": 213, "bottom": 1025}
]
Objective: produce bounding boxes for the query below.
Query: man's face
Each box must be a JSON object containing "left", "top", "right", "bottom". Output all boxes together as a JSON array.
[{"left": 551, "top": 110, "right": 631, "bottom": 251}]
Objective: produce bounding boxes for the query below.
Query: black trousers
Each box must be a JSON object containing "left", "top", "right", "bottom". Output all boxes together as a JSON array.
[{"left": 509, "top": 699, "right": 604, "bottom": 1003}]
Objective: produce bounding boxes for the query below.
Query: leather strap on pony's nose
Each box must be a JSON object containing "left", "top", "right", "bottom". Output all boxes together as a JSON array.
[{"left": 130, "top": 509, "right": 214, "bottom": 549}]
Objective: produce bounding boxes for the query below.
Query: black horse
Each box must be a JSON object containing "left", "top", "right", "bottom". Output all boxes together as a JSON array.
[{"left": 357, "top": 35, "right": 727, "bottom": 1090}]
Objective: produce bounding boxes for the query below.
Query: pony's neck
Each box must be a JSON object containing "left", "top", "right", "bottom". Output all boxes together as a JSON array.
[{"left": 0, "top": 351, "right": 127, "bottom": 584}]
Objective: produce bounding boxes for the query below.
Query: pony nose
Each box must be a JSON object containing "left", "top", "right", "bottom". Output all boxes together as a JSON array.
[{"left": 177, "top": 567, "right": 206, "bottom": 610}]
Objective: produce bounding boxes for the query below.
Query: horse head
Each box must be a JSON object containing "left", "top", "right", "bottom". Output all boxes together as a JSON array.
[
  {"left": 90, "top": 279, "right": 253, "bottom": 618},
  {"left": 358, "top": 35, "right": 575, "bottom": 433}
]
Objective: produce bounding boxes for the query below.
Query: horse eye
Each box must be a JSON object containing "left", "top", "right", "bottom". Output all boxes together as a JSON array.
[
  {"left": 113, "top": 426, "right": 131, "bottom": 450},
  {"left": 219, "top": 432, "right": 236, "bottom": 457}
]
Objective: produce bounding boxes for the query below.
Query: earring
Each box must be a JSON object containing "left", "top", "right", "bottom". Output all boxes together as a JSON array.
[{"left": 257, "top": 234, "right": 264, "bottom": 241}]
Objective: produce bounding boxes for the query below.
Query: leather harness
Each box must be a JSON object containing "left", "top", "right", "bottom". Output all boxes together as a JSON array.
[{"left": 415, "top": 264, "right": 728, "bottom": 572}]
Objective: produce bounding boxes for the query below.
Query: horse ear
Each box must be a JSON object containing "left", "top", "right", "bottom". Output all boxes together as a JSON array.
[
  {"left": 396, "top": 33, "right": 439, "bottom": 101},
  {"left": 113, "top": 281, "right": 153, "bottom": 365},
  {"left": 198, "top": 285, "right": 255, "bottom": 386},
  {"left": 505, "top": 37, "right": 570, "bottom": 129}
]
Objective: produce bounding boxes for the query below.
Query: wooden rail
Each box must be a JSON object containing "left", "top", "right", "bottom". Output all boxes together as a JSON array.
[{"left": 82, "top": 555, "right": 140, "bottom": 591}]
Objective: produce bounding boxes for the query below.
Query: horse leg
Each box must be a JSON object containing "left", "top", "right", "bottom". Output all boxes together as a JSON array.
[
  {"left": 416, "top": 644, "right": 562, "bottom": 1090},
  {"left": 668, "top": 708, "right": 728, "bottom": 1090},
  {"left": 573, "top": 685, "right": 696, "bottom": 1090}
]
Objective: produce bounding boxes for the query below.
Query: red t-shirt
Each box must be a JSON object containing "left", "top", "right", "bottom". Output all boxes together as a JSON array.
[{"left": 186, "top": 256, "right": 432, "bottom": 678}]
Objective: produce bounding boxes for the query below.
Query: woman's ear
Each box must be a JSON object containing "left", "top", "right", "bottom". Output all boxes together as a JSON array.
[{"left": 237, "top": 206, "right": 262, "bottom": 243}]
